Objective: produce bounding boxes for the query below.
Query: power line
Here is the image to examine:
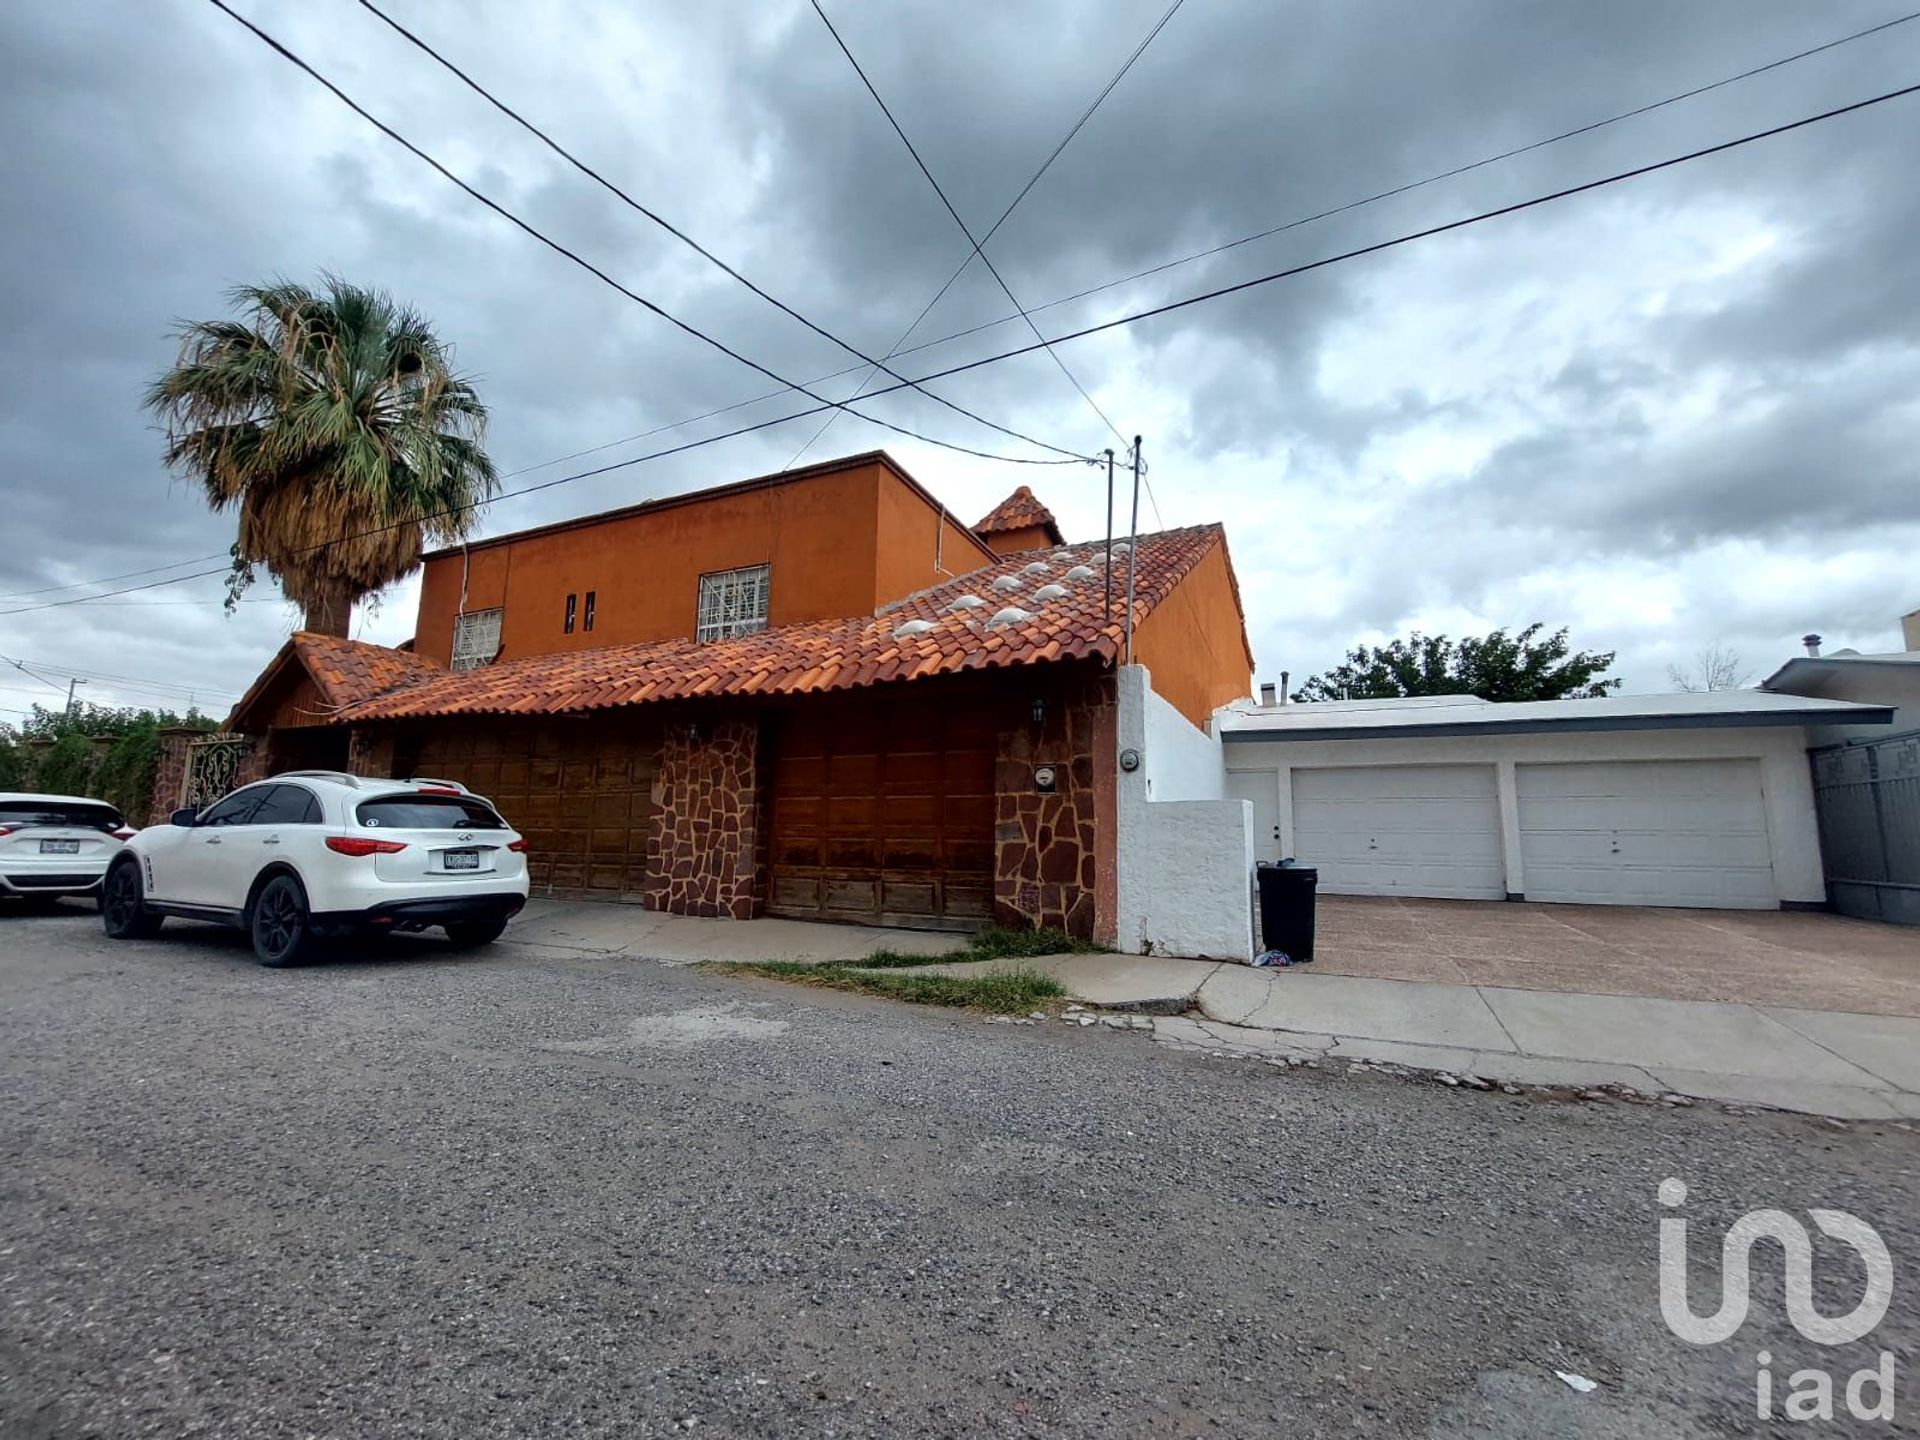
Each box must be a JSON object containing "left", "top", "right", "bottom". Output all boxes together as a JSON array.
[
  {"left": 207, "top": 0, "right": 1087, "bottom": 471},
  {"left": 791, "top": 0, "right": 1136, "bottom": 464},
  {"left": 14, "top": 6, "right": 1905, "bottom": 608},
  {"left": 4, "top": 655, "right": 238, "bottom": 700},
  {"left": 10, "top": 77, "right": 1916, "bottom": 619},
  {"left": 352, "top": 0, "right": 1089, "bottom": 467}
]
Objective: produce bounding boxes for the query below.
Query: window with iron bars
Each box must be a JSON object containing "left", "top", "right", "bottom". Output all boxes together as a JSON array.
[
  {"left": 450, "top": 607, "right": 503, "bottom": 671},
  {"left": 695, "top": 565, "right": 770, "bottom": 643}
]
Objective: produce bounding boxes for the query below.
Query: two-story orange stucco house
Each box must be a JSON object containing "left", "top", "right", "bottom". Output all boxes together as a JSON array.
[{"left": 218, "top": 451, "right": 1254, "bottom": 946}]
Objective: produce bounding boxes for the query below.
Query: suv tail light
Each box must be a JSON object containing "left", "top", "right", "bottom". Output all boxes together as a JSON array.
[
  {"left": 111, "top": 828, "right": 136, "bottom": 840},
  {"left": 507, "top": 838, "right": 529, "bottom": 853},
  {"left": 416, "top": 786, "right": 462, "bottom": 796},
  {"left": 326, "top": 836, "right": 409, "bottom": 857},
  {"left": 0, "top": 826, "right": 13, "bottom": 838}
]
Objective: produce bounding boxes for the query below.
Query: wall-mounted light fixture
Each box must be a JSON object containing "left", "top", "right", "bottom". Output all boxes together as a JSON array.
[{"left": 1030, "top": 697, "right": 1047, "bottom": 727}]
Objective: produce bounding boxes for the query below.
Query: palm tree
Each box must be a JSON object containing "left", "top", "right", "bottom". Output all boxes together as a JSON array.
[{"left": 146, "top": 276, "right": 498, "bottom": 637}]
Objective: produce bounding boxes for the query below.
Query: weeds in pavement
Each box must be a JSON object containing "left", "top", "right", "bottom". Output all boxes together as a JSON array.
[{"left": 858, "top": 926, "right": 1105, "bottom": 970}]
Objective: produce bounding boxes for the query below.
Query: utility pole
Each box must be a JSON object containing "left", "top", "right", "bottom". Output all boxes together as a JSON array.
[
  {"left": 1103, "top": 448, "right": 1115, "bottom": 630},
  {"left": 64, "top": 677, "right": 87, "bottom": 717},
  {"left": 1123, "top": 436, "right": 1142, "bottom": 666}
]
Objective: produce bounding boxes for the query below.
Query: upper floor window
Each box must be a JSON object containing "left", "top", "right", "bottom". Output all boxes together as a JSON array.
[
  {"left": 696, "top": 564, "right": 770, "bottom": 643},
  {"left": 451, "top": 607, "right": 503, "bottom": 671},
  {"left": 584, "top": 590, "right": 596, "bottom": 632},
  {"left": 564, "top": 593, "right": 577, "bottom": 635}
]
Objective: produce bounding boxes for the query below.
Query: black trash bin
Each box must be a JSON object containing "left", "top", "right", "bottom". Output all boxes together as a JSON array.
[{"left": 1255, "top": 859, "right": 1318, "bottom": 962}]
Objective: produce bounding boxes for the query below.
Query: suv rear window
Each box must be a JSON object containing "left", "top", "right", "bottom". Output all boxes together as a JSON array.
[
  {"left": 0, "top": 801, "right": 124, "bottom": 832},
  {"left": 356, "top": 795, "right": 508, "bottom": 830}
]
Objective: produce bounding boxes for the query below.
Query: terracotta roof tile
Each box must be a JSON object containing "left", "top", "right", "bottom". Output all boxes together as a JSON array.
[
  {"left": 333, "top": 525, "right": 1230, "bottom": 723},
  {"left": 973, "top": 485, "right": 1064, "bottom": 542},
  {"left": 293, "top": 632, "right": 440, "bottom": 708}
]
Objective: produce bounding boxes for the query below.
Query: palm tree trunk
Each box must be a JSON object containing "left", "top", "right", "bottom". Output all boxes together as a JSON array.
[{"left": 301, "top": 579, "right": 355, "bottom": 638}]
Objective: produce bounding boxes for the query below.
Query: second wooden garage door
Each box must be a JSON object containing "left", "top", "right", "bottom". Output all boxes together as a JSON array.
[{"left": 766, "top": 700, "right": 995, "bottom": 930}]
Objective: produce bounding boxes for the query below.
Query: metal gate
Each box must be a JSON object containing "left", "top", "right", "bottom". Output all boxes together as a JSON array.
[
  {"left": 1810, "top": 728, "right": 1920, "bottom": 925},
  {"left": 181, "top": 734, "right": 253, "bottom": 809}
]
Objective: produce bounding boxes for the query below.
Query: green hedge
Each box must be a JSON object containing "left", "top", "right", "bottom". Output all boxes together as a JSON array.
[{"left": 4, "top": 704, "right": 216, "bottom": 822}]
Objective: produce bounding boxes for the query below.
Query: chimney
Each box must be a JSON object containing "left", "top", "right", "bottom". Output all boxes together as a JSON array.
[
  {"left": 1903, "top": 609, "right": 1920, "bottom": 653},
  {"left": 1802, "top": 633, "right": 1823, "bottom": 658},
  {"left": 1259, "top": 682, "right": 1277, "bottom": 708},
  {"left": 1280, "top": 670, "right": 1290, "bottom": 704}
]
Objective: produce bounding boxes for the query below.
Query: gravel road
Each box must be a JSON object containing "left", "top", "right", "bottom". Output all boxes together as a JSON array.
[{"left": 3, "top": 905, "right": 1915, "bottom": 1437}]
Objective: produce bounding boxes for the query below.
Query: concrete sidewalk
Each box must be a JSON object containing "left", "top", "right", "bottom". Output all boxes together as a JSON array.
[
  {"left": 911, "top": 950, "right": 1920, "bottom": 1120},
  {"left": 1177, "top": 966, "right": 1920, "bottom": 1119},
  {"left": 506, "top": 899, "right": 962, "bottom": 965}
]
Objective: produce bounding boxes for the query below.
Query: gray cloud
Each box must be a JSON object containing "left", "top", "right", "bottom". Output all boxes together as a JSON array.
[{"left": 2, "top": 0, "right": 1918, "bottom": 719}]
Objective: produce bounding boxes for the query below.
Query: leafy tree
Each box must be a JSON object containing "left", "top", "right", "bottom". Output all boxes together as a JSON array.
[
  {"left": 0, "top": 725, "right": 24, "bottom": 790},
  {"left": 145, "top": 276, "right": 498, "bottom": 636},
  {"left": 10, "top": 705, "right": 216, "bottom": 821},
  {"left": 1294, "top": 624, "right": 1622, "bottom": 703},
  {"left": 1667, "top": 643, "right": 1752, "bottom": 692}
]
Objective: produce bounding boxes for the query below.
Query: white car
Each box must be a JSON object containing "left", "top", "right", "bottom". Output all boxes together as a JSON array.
[
  {"left": 101, "top": 771, "right": 530, "bottom": 966},
  {"left": 0, "top": 792, "right": 137, "bottom": 906}
]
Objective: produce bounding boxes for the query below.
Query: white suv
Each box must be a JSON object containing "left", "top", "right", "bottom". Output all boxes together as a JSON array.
[
  {"left": 1, "top": 793, "right": 136, "bottom": 905},
  {"left": 101, "top": 772, "right": 530, "bottom": 966}
]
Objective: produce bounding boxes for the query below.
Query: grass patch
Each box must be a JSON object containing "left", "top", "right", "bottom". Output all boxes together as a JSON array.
[
  {"left": 710, "top": 961, "right": 1066, "bottom": 1015},
  {"left": 858, "top": 926, "right": 1107, "bottom": 970}
]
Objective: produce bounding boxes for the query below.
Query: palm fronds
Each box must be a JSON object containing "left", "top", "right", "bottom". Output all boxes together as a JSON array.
[{"left": 146, "top": 275, "right": 498, "bottom": 631}]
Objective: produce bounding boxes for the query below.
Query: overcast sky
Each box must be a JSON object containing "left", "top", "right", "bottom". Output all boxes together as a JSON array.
[{"left": 2, "top": 0, "right": 1917, "bottom": 721}]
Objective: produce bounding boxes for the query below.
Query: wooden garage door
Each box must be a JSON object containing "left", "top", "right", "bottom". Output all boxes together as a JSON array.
[
  {"left": 412, "top": 719, "right": 658, "bottom": 898},
  {"left": 766, "top": 700, "right": 995, "bottom": 930},
  {"left": 1517, "top": 760, "right": 1776, "bottom": 908},
  {"left": 1293, "top": 765, "right": 1506, "bottom": 900}
]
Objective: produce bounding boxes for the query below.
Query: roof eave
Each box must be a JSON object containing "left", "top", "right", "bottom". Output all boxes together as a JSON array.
[{"left": 1220, "top": 704, "right": 1898, "bottom": 742}]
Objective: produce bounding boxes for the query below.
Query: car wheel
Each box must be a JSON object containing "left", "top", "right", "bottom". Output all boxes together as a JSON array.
[
  {"left": 101, "top": 861, "right": 163, "bottom": 939},
  {"left": 444, "top": 917, "right": 510, "bottom": 949},
  {"left": 250, "top": 875, "right": 315, "bottom": 968}
]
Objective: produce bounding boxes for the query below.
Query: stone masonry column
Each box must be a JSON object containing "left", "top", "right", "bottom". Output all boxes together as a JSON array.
[{"left": 644, "top": 718, "right": 762, "bottom": 919}]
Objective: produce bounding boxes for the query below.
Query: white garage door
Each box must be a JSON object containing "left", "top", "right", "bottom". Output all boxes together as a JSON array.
[
  {"left": 1293, "top": 765, "right": 1505, "bottom": 900},
  {"left": 1517, "top": 760, "right": 1776, "bottom": 909}
]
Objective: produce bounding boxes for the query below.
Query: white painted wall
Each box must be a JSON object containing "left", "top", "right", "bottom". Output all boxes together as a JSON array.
[
  {"left": 1224, "top": 724, "right": 1827, "bottom": 905},
  {"left": 1142, "top": 682, "right": 1228, "bottom": 801},
  {"left": 1114, "top": 666, "right": 1252, "bottom": 959}
]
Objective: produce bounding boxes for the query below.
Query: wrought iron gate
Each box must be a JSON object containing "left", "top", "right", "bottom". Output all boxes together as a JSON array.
[
  {"left": 1810, "top": 728, "right": 1920, "bottom": 926},
  {"left": 181, "top": 735, "right": 252, "bottom": 809}
]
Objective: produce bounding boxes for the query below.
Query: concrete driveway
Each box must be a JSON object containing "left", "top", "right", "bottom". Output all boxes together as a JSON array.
[{"left": 1311, "top": 894, "right": 1920, "bottom": 1017}]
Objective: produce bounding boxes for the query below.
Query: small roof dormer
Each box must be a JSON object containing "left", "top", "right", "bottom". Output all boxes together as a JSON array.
[{"left": 973, "top": 485, "right": 1065, "bottom": 555}]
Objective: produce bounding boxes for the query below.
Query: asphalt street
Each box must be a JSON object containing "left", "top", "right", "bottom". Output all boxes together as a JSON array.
[{"left": 3, "top": 903, "right": 1915, "bottom": 1437}]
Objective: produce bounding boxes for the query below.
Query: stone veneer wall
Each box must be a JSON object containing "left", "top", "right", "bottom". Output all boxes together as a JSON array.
[
  {"left": 993, "top": 672, "right": 1114, "bottom": 939},
  {"left": 147, "top": 729, "right": 268, "bottom": 823},
  {"left": 645, "top": 718, "right": 761, "bottom": 919}
]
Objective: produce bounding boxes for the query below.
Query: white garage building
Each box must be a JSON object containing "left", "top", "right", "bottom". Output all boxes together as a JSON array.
[{"left": 1217, "top": 691, "right": 1895, "bottom": 911}]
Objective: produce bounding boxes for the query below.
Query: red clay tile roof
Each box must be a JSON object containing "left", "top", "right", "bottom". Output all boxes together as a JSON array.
[
  {"left": 337, "top": 525, "right": 1235, "bottom": 722},
  {"left": 226, "top": 633, "right": 441, "bottom": 731},
  {"left": 294, "top": 632, "right": 441, "bottom": 706},
  {"left": 974, "top": 485, "right": 1064, "bottom": 543}
]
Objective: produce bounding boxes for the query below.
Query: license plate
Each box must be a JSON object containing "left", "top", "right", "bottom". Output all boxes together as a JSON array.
[
  {"left": 443, "top": 849, "right": 481, "bottom": 870},
  {"left": 39, "top": 840, "right": 80, "bottom": 855}
]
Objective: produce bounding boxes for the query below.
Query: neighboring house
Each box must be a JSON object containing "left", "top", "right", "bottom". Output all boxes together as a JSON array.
[
  {"left": 214, "top": 451, "right": 1256, "bottom": 952},
  {"left": 1762, "top": 615, "right": 1920, "bottom": 925},
  {"left": 1216, "top": 689, "right": 1893, "bottom": 912}
]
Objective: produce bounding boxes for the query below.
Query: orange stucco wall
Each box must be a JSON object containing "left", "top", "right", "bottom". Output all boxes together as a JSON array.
[
  {"left": 873, "top": 469, "right": 995, "bottom": 606},
  {"left": 982, "top": 524, "right": 1057, "bottom": 556},
  {"left": 1130, "top": 540, "right": 1254, "bottom": 728},
  {"left": 414, "top": 459, "right": 994, "bottom": 667}
]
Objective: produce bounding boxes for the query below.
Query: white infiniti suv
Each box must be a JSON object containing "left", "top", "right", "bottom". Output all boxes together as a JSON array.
[{"left": 102, "top": 771, "right": 530, "bottom": 966}]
